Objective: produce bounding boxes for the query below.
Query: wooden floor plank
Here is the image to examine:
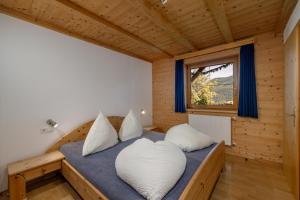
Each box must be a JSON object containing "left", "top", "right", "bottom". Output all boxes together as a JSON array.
[{"left": 0, "top": 155, "right": 294, "bottom": 200}]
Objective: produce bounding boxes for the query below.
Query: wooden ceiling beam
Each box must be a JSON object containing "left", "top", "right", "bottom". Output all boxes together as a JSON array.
[
  {"left": 0, "top": 5, "right": 152, "bottom": 62},
  {"left": 126, "top": 0, "right": 197, "bottom": 51},
  {"left": 55, "top": 0, "right": 172, "bottom": 57},
  {"left": 275, "top": 0, "right": 297, "bottom": 32},
  {"left": 203, "top": 0, "right": 234, "bottom": 43}
]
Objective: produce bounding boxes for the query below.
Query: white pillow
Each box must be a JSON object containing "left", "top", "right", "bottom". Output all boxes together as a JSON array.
[
  {"left": 165, "top": 123, "right": 214, "bottom": 152},
  {"left": 115, "top": 138, "right": 186, "bottom": 200},
  {"left": 119, "top": 110, "right": 143, "bottom": 141},
  {"left": 82, "top": 112, "right": 118, "bottom": 156}
]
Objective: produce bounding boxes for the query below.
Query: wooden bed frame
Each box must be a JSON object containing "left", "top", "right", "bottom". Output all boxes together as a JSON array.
[{"left": 47, "top": 116, "right": 225, "bottom": 200}]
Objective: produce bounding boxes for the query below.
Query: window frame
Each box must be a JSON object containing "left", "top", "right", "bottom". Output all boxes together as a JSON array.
[{"left": 186, "top": 56, "right": 239, "bottom": 111}]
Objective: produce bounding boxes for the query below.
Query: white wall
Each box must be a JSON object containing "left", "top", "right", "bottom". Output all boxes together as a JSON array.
[
  {"left": 284, "top": 0, "right": 300, "bottom": 42},
  {"left": 0, "top": 14, "right": 152, "bottom": 192}
]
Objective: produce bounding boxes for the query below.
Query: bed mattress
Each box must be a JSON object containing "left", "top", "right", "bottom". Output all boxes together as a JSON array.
[{"left": 60, "top": 131, "right": 216, "bottom": 200}]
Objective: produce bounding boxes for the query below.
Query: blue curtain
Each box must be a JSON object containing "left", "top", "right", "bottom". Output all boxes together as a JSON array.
[
  {"left": 238, "top": 44, "right": 258, "bottom": 118},
  {"left": 175, "top": 59, "right": 186, "bottom": 113}
]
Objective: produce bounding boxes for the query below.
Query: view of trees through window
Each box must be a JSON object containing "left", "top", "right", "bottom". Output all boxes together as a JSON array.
[{"left": 190, "top": 62, "right": 234, "bottom": 106}]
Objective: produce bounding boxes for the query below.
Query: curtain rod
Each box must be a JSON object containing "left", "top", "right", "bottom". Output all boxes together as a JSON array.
[{"left": 174, "top": 37, "right": 255, "bottom": 60}]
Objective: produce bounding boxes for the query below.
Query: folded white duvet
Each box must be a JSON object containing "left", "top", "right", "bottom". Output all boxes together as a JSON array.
[{"left": 115, "top": 138, "right": 186, "bottom": 200}]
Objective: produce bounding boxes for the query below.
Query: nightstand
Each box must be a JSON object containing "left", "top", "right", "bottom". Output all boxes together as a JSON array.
[
  {"left": 143, "top": 125, "right": 162, "bottom": 132},
  {"left": 8, "top": 151, "right": 65, "bottom": 200}
]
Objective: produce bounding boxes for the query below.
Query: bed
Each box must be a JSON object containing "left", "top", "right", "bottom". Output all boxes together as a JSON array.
[{"left": 47, "top": 116, "right": 225, "bottom": 200}]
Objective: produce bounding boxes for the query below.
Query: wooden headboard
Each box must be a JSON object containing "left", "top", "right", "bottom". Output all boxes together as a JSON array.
[{"left": 47, "top": 116, "right": 124, "bottom": 153}]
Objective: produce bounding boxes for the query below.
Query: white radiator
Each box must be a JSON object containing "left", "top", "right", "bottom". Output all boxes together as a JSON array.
[{"left": 188, "top": 114, "right": 232, "bottom": 145}]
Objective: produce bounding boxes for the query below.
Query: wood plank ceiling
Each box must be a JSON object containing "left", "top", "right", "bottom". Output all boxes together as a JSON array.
[{"left": 0, "top": 0, "right": 297, "bottom": 62}]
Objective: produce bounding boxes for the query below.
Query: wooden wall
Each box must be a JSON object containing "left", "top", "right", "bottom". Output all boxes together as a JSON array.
[
  {"left": 153, "top": 32, "right": 284, "bottom": 163},
  {"left": 283, "top": 23, "right": 299, "bottom": 199}
]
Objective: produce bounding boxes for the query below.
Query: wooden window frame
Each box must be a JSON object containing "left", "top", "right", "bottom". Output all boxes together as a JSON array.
[{"left": 186, "top": 56, "right": 239, "bottom": 111}]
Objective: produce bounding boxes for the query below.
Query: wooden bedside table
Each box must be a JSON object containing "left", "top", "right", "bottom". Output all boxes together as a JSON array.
[
  {"left": 8, "top": 151, "right": 65, "bottom": 200},
  {"left": 143, "top": 126, "right": 162, "bottom": 132}
]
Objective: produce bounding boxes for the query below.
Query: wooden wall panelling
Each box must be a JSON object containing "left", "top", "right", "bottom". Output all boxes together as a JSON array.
[
  {"left": 298, "top": 25, "right": 300, "bottom": 200},
  {"left": 125, "top": 0, "right": 197, "bottom": 51},
  {"left": 184, "top": 48, "right": 240, "bottom": 65},
  {"left": 0, "top": 4, "right": 152, "bottom": 62},
  {"left": 146, "top": 0, "right": 291, "bottom": 49},
  {"left": 0, "top": 0, "right": 167, "bottom": 61},
  {"left": 203, "top": 0, "right": 234, "bottom": 42},
  {"left": 0, "top": 0, "right": 296, "bottom": 61},
  {"left": 152, "top": 32, "right": 284, "bottom": 163},
  {"left": 175, "top": 37, "right": 254, "bottom": 60},
  {"left": 152, "top": 58, "right": 188, "bottom": 130},
  {"left": 275, "top": 0, "right": 298, "bottom": 32},
  {"left": 298, "top": 23, "right": 300, "bottom": 200},
  {"left": 70, "top": 0, "right": 191, "bottom": 56},
  {"left": 283, "top": 23, "right": 299, "bottom": 200},
  {"left": 225, "top": 0, "right": 283, "bottom": 39},
  {"left": 224, "top": 32, "right": 284, "bottom": 163},
  {"left": 54, "top": 0, "right": 172, "bottom": 57},
  {"left": 146, "top": 0, "right": 226, "bottom": 49}
]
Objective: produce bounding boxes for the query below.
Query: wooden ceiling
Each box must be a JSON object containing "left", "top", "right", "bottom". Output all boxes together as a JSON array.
[{"left": 0, "top": 0, "right": 297, "bottom": 62}]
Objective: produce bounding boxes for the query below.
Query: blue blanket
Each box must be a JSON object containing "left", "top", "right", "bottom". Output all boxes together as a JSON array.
[{"left": 60, "top": 131, "right": 216, "bottom": 200}]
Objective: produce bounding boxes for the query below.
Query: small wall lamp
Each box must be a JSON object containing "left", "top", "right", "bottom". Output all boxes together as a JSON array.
[
  {"left": 140, "top": 109, "right": 146, "bottom": 115},
  {"left": 46, "top": 119, "right": 58, "bottom": 128}
]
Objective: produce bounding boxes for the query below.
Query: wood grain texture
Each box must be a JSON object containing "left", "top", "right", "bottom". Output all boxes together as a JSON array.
[
  {"left": 8, "top": 151, "right": 64, "bottom": 176},
  {"left": 2, "top": 154, "right": 294, "bottom": 200},
  {"left": 8, "top": 151, "right": 65, "bottom": 200},
  {"left": 186, "top": 56, "right": 239, "bottom": 111},
  {"left": 224, "top": 0, "right": 284, "bottom": 39},
  {"left": 153, "top": 32, "right": 284, "bottom": 163},
  {"left": 174, "top": 37, "right": 254, "bottom": 60},
  {"left": 49, "top": 115, "right": 225, "bottom": 199},
  {"left": 275, "top": 0, "right": 298, "bottom": 32},
  {"left": 0, "top": 0, "right": 295, "bottom": 61},
  {"left": 46, "top": 115, "right": 224, "bottom": 200},
  {"left": 211, "top": 155, "right": 294, "bottom": 200},
  {"left": 20, "top": 161, "right": 61, "bottom": 182},
  {"left": 125, "top": 0, "right": 197, "bottom": 51},
  {"left": 55, "top": 0, "right": 172, "bottom": 57},
  {"left": 8, "top": 175, "right": 25, "bottom": 200},
  {"left": 47, "top": 116, "right": 124, "bottom": 152},
  {"left": 60, "top": 142, "right": 224, "bottom": 200},
  {"left": 203, "top": 0, "right": 233, "bottom": 42},
  {"left": 179, "top": 141, "right": 225, "bottom": 200},
  {"left": 283, "top": 23, "right": 300, "bottom": 200},
  {"left": 61, "top": 160, "right": 108, "bottom": 200},
  {"left": 143, "top": 126, "right": 162, "bottom": 132},
  {"left": 0, "top": 4, "right": 153, "bottom": 62}
]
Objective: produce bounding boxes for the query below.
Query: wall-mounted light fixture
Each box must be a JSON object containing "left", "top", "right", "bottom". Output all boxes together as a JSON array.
[
  {"left": 46, "top": 119, "right": 58, "bottom": 128},
  {"left": 140, "top": 109, "right": 146, "bottom": 115}
]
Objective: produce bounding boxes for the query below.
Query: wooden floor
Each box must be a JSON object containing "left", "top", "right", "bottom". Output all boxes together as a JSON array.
[
  {"left": 0, "top": 155, "right": 294, "bottom": 200},
  {"left": 211, "top": 155, "right": 294, "bottom": 200}
]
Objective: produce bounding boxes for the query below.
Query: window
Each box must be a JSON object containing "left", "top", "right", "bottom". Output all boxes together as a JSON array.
[{"left": 186, "top": 57, "right": 238, "bottom": 111}]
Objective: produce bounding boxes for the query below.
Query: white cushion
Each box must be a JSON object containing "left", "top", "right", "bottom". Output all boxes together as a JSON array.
[
  {"left": 82, "top": 112, "right": 118, "bottom": 156},
  {"left": 165, "top": 123, "right": 214, "bottom": 152},
  {"left": 119, "top": 110, "right": 143, "bottom": 141},
  {"left": 115, "top": 138, "right": 186, "bottom": 200}
]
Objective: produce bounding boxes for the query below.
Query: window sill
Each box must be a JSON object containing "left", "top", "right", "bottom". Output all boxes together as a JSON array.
[{"left": 187, "top": 108, "right": 237, "bottom": 118}]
